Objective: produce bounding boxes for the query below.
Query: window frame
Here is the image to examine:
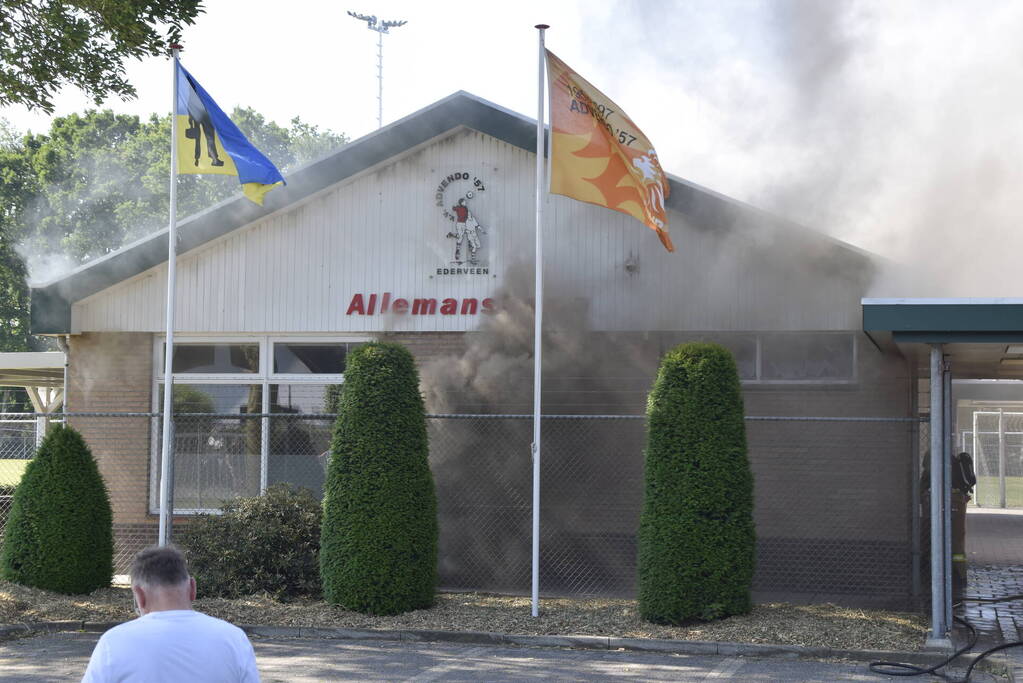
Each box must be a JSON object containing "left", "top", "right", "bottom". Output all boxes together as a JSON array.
[
  {"left": 150, "top": 334, "right": 369, "bottom": 514},
  {"left": 742, "top": 332, "right": 858, "bottom": 386}
]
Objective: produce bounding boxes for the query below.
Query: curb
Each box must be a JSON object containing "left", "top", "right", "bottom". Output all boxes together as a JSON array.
[
  {"left": 0, "top": 620, "right": 1012, "bottom": 676},
  {"left": 229, "top": 622, "right": 1022, "bottom": 674}
]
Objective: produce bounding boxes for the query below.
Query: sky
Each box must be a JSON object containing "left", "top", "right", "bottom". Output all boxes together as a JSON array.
[{"left": 5, "top": 0, "right": 1023, "bottom": 295}]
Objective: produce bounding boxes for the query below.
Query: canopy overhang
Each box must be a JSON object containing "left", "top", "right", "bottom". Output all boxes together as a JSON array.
[
  {"left": 862, "top": 297, "right": 1023, "bottom": 647},
  {"left": 0, "top": 352, "right": 64, "bottom": 389},
  {"left": 0, "top": 352, "right": 65, "bottom": 414},
  {"left": 863, "top": 298, "right": 1023, "bottom": 379}
]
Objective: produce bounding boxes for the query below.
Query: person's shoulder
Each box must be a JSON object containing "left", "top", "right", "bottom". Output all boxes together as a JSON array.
[
  {"left": 97, "top": 617, "right": 145, "bottom": 638},
  {"left": 187, "top": 611, "right": 250, "bottom": 638}
]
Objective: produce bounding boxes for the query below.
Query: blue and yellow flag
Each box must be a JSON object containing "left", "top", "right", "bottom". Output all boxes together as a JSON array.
[{"left": 175, "top": 62, "right": 285, "bottom": 205}]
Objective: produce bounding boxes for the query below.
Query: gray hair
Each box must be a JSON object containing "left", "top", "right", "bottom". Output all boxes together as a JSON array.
[{"left": 130, "top": 544, "right": 190, "bottom": 589}]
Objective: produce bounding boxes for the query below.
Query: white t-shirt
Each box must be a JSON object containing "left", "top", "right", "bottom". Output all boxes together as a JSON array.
[{"left": 81, "top": 610, "right": 260, "bottom": 683}]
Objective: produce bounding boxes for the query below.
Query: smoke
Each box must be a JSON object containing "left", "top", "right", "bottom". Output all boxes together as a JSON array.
[
  {"left": 420, "top": 263, "right": 660, "bottom": 415},
  {"left": 17, "top": 247, "right": 76, "bottom": 287},
  {"left": 594, "top": 1, "right": 1023, "bottom": 297},
  {"left": 419, "top": 265, "right": 658, "bottom": 592}
]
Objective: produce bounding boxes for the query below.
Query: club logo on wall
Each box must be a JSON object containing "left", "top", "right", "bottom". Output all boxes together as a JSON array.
[{"left": 434, "top": 171, "right": 490, "bottom": 274}]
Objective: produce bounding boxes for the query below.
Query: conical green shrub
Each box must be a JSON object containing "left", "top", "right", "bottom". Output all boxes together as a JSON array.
[
  {"left": 638, "top": 343, "right": 755, "bottom": 623},
  {"left": 1, "top": 425, "right": 113, "bottom": 594},
  {"left": 320, "top": 342, "right": 437, "bottom": 614}
]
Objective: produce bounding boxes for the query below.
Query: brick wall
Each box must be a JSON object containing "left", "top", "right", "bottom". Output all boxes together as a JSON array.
[
  {"left": 61, "top": 329, "right": 917, "bottom": 603},
  {"left": 67, "top": 333, "right": 154, "bottom": 531},
  {"left": 392, "top": 328, "right": 917, "bottom": 607}
]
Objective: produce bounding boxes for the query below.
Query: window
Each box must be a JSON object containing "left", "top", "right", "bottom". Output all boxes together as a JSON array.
[
  {"left": 273, "top": 344, "right": 348, "bottom": 374},
  {"left": 760, "top": 333, "right": 855, "bottom": 382},
  {"left": 167, "top": 343, "right": 259, "bottom": 374},
  {"left": 713, "top": 335, "right": 758, "bottom": 381},
  {"left": 151, "top": 337, "right": 365, "bottom": 513},
  {"left": 662, "top": 332, "right": 856, "bottom": 385}
]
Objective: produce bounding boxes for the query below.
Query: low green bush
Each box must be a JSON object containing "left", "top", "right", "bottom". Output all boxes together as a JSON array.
[
  {"left": 638, "top": 342, "right": 755, "bottom": 624},
  {"left": 180, "top": 484, "right": 321, "bottom": 599},
  {"left": 0, "top": 425, "right": 113, "bottom": 594}
]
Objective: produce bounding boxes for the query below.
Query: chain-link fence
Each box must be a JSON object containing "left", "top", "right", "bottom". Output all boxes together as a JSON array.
[{"left": 0, "top": 412, "right": 922, "bottom": 607}]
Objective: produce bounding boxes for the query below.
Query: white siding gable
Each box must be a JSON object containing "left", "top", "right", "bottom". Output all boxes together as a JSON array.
[{"left": 72, "top": 128, "right": 866, "bottom": 334}]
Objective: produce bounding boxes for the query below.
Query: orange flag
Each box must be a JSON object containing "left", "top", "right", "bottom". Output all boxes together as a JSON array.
[{"left": 545, "top": 50, "right": 673, "bottom": 252}]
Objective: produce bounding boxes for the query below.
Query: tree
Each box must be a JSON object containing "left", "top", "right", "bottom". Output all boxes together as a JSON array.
[
  {"left": 8, "top": 108, "right": 347, "bottom": 265},
  {"left": 0, "top": 237, "right": 31, "bottom": 352},
  {"left": 638, "top": 342, "right": 755, "bottom": 624},
  {"left": 0, "top": 121, "right": 34, "bottom": 353},
  {"left": 0, "top": 424, "right": 113, "bottom": 594},
  {"left": 0, "top": 109, "right": 346, "bottom": 350},
  {"left": 0, "top": 0, "right": 205, "bottom": 114},
  {"left": 320, "top": 342, "right": 438, "bottom": 615}
]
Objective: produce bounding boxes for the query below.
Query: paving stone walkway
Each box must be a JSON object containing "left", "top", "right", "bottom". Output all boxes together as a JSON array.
[
  {"left": 960, "top": 508, "right": 1023, "bottom": 678},
  {"left": 961, "top": 564, "right": 1023, "bottom": 649}
]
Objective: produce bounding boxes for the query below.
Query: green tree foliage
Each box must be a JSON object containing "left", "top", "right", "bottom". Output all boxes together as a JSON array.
[
  {"left": 180, "top": 484, "right": 321, "bottom": 599},
  {"left": 0, "top": 236, "right": 30, "bottom": 352},
  {"left": 0, "top": 109, "right": 346, "bottom": 349},
  {"left": 323, "top": 384, "right": 344, "bottom": 414},
  {"left": 0, "top": 121, "right": 34, "bottom": 353},
  {"left": 0, "top": 425, "right": 113, "bottom": 594},
  {"left": 638, "top": 342, "right": 755, "bottom": 624},
  {"left": 320, "top": 342, "right": 438, "bottom": 614},
  {"left": 169, "top": 384, "right": 215, "bottom": 413},
  {"left": 0, "top": 0, "right": 205, "bottom": 113},
  {"left": 10, "top": 109, "right": 347, "bottom": 265}
]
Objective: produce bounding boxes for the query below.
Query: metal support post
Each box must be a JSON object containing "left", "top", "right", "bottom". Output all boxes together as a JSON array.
[
  {"left": 942, "top": 357, "right": 953, "bottom": 633},
  {"left": 376, "top": 31, "right": 383, "bottom": 128},
  {"left": 910, "top": 371, "right": 921, "bottom": 599},
  {"left": 999, "top": 408, "right": 1006, "bottom": 508},
  {"left": 973, "top": 410, "right": 980, "bottom": 506},
  {"left": 927, "top": 343, "right": 952, "bottom": 649}
]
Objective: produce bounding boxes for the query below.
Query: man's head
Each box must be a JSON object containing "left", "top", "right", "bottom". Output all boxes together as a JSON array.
[{"left": 130, "top": 545, "right": 196, "bottom": 616}]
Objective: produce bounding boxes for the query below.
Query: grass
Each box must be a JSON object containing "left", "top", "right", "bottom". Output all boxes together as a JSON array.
[
  {"left": 0, "top": 460, "right": 28, "bottom": 488},
  {"left": 973, "top": 475, "right": 1023, "bottom": 508}
]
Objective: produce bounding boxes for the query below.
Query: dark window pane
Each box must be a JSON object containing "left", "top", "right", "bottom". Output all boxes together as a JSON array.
[
  {"left": 712, "top": 336, "right": 758, "bottom": 381},
  {"left": 268, "top": 384, "right": 333, "bottom": 499},
  {"left": 273, "top": 344, "right": 348, "bottom": 374},
  {"left": 761, "top": 333, "right": 854, "bottom": 380},
  {"left": 153, "top": 384, "right": 263, "bottom": 511},
  {"left": 159, "top": 383, "right": 263, "bottom": 414},
  {"left": 167, "top": 344, "right": 259, "bottom": 373}
]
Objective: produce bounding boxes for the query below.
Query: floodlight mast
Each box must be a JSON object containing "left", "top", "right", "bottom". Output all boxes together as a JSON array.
[{"left": 348, "top": 11, "right": 407, "bottom": 129}]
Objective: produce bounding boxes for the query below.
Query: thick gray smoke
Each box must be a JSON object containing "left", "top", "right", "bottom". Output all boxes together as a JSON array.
[
  {"left": 420, "top": 263, "right": 660, "bottom": 416},
  {"left": 418, "top": 265, "right": 656, "bottom": 593},
  {"left": 595, "top": 1, "right": 1023, "bottom": 297}
]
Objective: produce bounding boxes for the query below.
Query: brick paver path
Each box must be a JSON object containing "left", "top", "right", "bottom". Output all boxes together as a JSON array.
[{"left": 960, "top": 508, "right": 1023, "bottom": 677}]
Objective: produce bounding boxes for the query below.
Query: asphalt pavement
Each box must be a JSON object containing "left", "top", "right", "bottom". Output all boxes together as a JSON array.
[{"left": 0, "top": 632, "right": 1001, "bottom": 682}]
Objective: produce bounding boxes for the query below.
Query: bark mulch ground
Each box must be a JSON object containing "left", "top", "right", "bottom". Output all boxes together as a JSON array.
[{"left": 0, "top": 581, "right": 928, "bottom": 652}]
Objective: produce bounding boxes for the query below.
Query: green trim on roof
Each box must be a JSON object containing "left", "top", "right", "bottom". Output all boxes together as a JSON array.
[{"left": 863, "top": 302, "right": 1023, "bottom": 336}]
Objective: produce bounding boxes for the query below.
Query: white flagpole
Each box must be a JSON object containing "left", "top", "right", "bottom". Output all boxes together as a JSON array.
[
  {"left": 532, "top": 23, "right": 549, "bottom": 619},
  {"left": 158, "top": 45, "right": 182, "bottom": 546}
]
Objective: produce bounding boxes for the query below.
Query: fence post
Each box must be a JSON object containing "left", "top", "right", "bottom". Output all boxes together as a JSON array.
[
  {"left": 999, "top": 408, "right": 1006, "bottom": 509},
  {"left": 973, "top": 410, "right": 980, "bottom": 507}
]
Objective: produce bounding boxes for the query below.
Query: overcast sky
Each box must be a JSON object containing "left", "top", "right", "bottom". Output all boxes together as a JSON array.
[{"left": 5, "top": 1, "right": 1023, "bottom": 295}]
